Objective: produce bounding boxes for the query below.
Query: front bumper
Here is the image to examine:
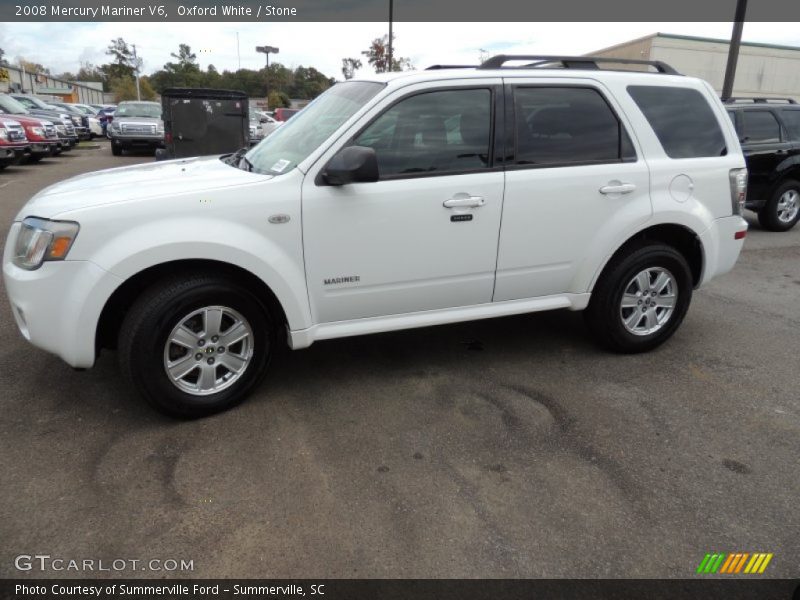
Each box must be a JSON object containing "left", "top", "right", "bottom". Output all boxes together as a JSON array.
[
  {"left": 111, "top": 134, "right": 165, "bottom": 148},
  {"left": 3, "top": 225, "right": 123, "bottom": 368},
  {"left": 698, "top": 215, "right": 749, "bottom": 286},
  {"left": 0, "top": 145, "right": 28, "bottom": 164}
]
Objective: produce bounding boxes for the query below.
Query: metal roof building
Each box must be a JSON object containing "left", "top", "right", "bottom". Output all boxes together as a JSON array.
[{"left": 591, "top": 32, "right": 800, "bottom": 100}]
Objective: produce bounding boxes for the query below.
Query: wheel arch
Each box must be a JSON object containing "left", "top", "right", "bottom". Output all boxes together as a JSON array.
[
  {"left": 589, "top": 223, "right": 705, "bottom": 293},
  {"left": 96, "top": 259, "right": 291, "bottom": 354}
]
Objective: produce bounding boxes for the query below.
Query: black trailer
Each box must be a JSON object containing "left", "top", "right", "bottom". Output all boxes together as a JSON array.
[{"left": 158, "top": 88, "right": 249, "bottom": 160}]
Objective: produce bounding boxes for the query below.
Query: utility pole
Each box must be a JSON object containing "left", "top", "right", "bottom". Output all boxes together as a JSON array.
[
  {"left": 387, "top": 0, "right": 394, "bottom": 72},
  {"left": 256, "top": 45, "right": 279, "bottom": 106},
  {"left": 722, "top": 0, "right": 748, "bottom": 102},
  {"left": 132, "top": 43, "right": 141, "bottom": 101}
]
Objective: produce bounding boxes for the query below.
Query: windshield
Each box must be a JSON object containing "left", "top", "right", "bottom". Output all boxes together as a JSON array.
[
  {"left": 25, "top": 96, "right": 54, "bottom": 110},
  {"left": 244, "top": 81, "right": 383, "bottom": 175},
  {"left": 0, "top": 95, "right": 29, "bottom": 115},
  {"left": 115, "top": 103, "right": 162, "bottom": 119}
]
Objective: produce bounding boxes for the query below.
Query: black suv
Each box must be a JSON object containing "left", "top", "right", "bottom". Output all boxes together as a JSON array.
[{"left": 726, "top": 98, "right": 800, "bottom": 231}]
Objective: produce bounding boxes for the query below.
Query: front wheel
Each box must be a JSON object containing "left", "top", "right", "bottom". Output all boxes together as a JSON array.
[
  {"left": 584, "top": 243, "right": 693, "bottom": 353},
  {"left": 758, "top": 180, "right": 800, "bottom": 232},
  {"left": 111, "top": 143, "right": 122, "bottom": 156},
  {"left": 118, "top": 274, "right": 275, "bottom": 418}
]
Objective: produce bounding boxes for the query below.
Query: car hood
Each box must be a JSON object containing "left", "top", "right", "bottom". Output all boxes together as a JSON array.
[{"left": 18, "top": 155, "right": 273, "bottom": 219}]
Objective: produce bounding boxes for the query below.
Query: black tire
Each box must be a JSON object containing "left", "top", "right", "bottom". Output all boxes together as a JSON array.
[
  {"left": 118, "top": 273, "right": 275, "bottom": 418},
  {"left": 584, "top": 243, "right": 693, "bottom": 353},
  {"left": 25, "top": 155, "right": 43, "bottom": 164},
  {"left": 111, "top": 144, "right": 122, "bottom": 156},
  {"left": 758, "top": 179, "right": 800, "bottom": 232}
]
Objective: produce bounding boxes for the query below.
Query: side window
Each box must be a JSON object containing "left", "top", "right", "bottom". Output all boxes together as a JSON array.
[
  {"left": 513, "top": 87, "right": 635, "bottom": 166},
  {"left": 778, "top": 109, "right": 800, "bottom": 142},
  {"left": 627, "top": 86, "right": 727, "bottom": 158},
  {"left": 354, "top": 88, "right": 492, "bottom": 177},
  {"left": 741, "top": 111, "right": 781, "bottom": 144}
]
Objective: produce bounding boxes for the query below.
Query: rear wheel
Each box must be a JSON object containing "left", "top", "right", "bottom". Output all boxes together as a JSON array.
[
  {"left": 758, "top": 179, "right": 800, "bottom": 232},
  {"left": 118, "top": 274, "right": 275, "bottom": 418},
  {"left": 585, "top": 243, "right": 693, "bottom": 353}
]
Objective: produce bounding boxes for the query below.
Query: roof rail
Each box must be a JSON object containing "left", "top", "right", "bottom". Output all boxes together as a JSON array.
[
  {"left": 724, "top": 97, "right": 797, "bottom": 104},
  {"left": 425, "top": 64, "right": 477, "bottom": 70},
  {"left": 478, "top": 54, "right": 681, "bottom": 75}
]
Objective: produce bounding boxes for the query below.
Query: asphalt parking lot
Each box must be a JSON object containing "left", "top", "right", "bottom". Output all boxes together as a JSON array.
[{"left": 0, "top": 143, "right": 798, "bottom": 579}]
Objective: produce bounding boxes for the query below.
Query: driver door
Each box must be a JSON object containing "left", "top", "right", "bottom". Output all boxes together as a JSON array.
[{"left": 301, "top": 81, "right": 505, "bottom": 324}]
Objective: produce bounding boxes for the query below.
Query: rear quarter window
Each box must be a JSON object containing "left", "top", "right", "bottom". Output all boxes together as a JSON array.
[
  {"left": 627, "top": 86, "right": 727, "bottom": 159},
  {"left": 779, "top": 109, "right": 800, "bottom": 141}
]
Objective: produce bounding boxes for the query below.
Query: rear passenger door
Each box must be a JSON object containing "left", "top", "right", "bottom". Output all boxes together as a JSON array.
[{"left": 494, "top": 80, "right": 651, "bottom": 301}]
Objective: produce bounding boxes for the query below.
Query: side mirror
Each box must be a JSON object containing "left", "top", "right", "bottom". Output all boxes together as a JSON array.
[{"left": 323, "top": 145, "right": 379, "bottom": 186}]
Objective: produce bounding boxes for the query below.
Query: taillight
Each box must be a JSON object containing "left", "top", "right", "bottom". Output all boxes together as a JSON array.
[{"left": 729, "top": 168, "right": 748, "bottom": 215}]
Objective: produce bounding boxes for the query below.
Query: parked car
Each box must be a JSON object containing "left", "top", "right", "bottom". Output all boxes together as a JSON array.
[
  {"left": 3, "top": 55, "right": 748, "bottom": 417},
  {"left": 248, "top": 116, "right": 264, "bottom": 145},
  {"left": 249, "top": 114, "right": 281, "bottom": 145},
  {"left": 108, "top": 101, "right": 164, "bottom": 155},
  {"left": 47, "top": 101, "right": 92, "bottom": 140},
  {"left": 64, "top": 103, "right": 104, "bottom": 138},
  {"left": 0, "top": 117, "right": 30, "bottom": 169},
  {"left": 725, "top": 97, "right": 800, "bottom": 231},
  {"left": 94, "top": 106, "right": 116, "bottom": 136},
  {"left": 0, "top": 94, "right": 64, "bottom": 157},
  {"left": 273, "top": 107, "right": 299, "bottom": 122},
  {"left": 9, "top": 94, "right": 80, "bottom": 150},
  {"left": 2, "top": 93, "right": 77, "bottom": 151}
]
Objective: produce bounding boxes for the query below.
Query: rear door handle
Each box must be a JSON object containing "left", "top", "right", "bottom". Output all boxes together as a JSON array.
[
  {"left": 443, "top": 193, "right": 485, "bottom": 209},
  {"left": 599, "top": 182, "right": 636, "bottom": 195}
]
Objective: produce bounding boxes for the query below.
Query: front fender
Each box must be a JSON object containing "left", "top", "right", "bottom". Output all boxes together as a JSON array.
[{"left": 62, "top": 216, "right": 311, "bottom": 332}]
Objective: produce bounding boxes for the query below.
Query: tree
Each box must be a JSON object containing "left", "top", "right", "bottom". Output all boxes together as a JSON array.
[
  {"left": 361, "top": 34, "right": 412, "bottom": 73},
  {"left": 341, "top": 57, "right": 362, "bottom": 80},
  {"left": 267, "top": 90, "right": 291, "bottom": 109},
  {"left": 15, "top": 57, "right": 50, "bottom": 74},
  {"left": 102, "top": 38, "right": 138, "bottom": 84}
]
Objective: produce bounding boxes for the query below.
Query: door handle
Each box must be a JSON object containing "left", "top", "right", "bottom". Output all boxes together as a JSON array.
[
  {"left": 599, "top": 182, "right": 636, "bottom": 195},
  {"left": 443, "top": 194, "right": 485, "bottom": 209}
]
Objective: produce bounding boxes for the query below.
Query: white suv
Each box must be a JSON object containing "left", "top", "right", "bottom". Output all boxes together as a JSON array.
[{"left": 3, "top": 55, "right": 748, "bottom": 417}]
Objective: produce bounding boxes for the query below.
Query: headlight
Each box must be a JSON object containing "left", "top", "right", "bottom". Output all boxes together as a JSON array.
[
  {"left": 13, "top": 217, "right": 80, "bottom": 270},
  {"left": 28, "top": 126, "right": 45, "bottom": 137},
  {"left": 0, "top": 129, "right": 8, "bottom": 141},
  {"left": 56, "top": 125, "right": 66, "bottom": 133}
]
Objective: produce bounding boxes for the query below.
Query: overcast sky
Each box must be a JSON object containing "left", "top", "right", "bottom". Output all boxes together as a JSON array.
[{"left": 1, "top": 22, "right": 799, "bottom": 80}]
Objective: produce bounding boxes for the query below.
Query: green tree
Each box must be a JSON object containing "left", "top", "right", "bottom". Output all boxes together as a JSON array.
[
  {"left": 267, "top": 90, "right": 291, "bottom": 109},
  {"left": 101, "top": 38, "right": 138, "bottom": 85},
  {"left": 361, "top": 35, "right": 412, "bottom": 73}
]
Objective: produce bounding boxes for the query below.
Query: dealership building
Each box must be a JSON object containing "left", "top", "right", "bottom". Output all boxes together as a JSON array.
[
  {"left": 591, "top": 33, "right": 800, "bottom": 100},
  {"left": 0, "top": 64, "right": 107, "bottom": 104}
]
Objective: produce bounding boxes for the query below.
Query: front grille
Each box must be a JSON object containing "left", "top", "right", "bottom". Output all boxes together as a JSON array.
[
  {"left": 43, "top": 124, "right": 58, "bottom": 139},
  {"left": 6, "top": 125, "right": 26, "bottom": 142},
  {"left": 64, "top": 123, "right": 76, "bottom": 135},
  {"left": 121, "top": 122, "right": 157, "bottom": 135}
]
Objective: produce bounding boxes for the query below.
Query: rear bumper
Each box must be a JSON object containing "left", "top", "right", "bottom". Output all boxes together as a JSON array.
[{"left": 698, "top": 215, "right": 749, "bottom": 286}]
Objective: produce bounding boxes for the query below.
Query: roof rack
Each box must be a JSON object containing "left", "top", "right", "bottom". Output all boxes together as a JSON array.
[
  {"left": 478, "top": 54, "right": 681, "bottom": 75},
  {"left": 724, "top": 97, "right": 797, "bottom": 104},
  {"left": 425, "top": 64, "right": 477, "bottom": 70}
]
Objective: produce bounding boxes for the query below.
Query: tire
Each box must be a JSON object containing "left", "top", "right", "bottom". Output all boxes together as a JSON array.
[
  {"left": 111, "top": 144, "right": 122, "bottom": 156},
  {"left": 758, "top": 179, "right": 800, "bottom": 232},
  {"left": 118, "top": 273, "right": 275, "bottom": 418},
  {"left": 25, "top": 155, "right": 43, "bottom": 164},
  {"left": 584, "top": 243, "right": 693, "bottom": 353}
]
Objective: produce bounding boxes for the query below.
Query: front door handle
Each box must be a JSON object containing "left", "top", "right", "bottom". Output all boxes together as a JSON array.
[
  {"left": 599, "top": 181, "right": 636, "bottom": 195},
  {"left": 443, "top": 193, "right": 485, "bottom": 209}
]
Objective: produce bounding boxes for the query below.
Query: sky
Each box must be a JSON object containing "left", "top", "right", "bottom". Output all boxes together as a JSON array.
[{"left": 1, "top": 21, "right": 799, "bottom": 80}]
